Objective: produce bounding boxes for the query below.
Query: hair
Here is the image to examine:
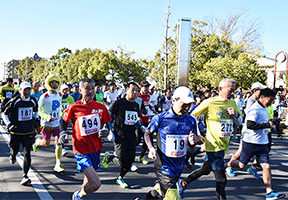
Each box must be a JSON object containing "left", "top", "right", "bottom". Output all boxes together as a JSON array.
[
  {"left": 79, "top": 78, "right": 95, "bottom": 88},
  {"left": 7, "top": 77, "right": 13, "bottom": 83},
  {"left": 219, "top": 78, "right": 236, "bottom": 88},
  {"left": 260, "top": 88, "right": 276, "bottom": 97},
  {"left": 126, "top": 81, "right": 138, "bottom": 89},
  {"left": 194, "top": 90, "right": 205, "bottom": 100}
]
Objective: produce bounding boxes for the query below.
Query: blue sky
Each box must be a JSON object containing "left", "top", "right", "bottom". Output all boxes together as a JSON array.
[{"left": 1, "top": 0, "right": 288, "bottom": 70}]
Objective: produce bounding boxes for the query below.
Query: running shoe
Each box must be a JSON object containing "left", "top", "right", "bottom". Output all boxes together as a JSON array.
[
  {"left": 247, "top": 166, "right": 261, "bottom": 179},
  {"left": 9, "top": 155, "right": 16, "bottom": 164},
  {"left": 225, "top": 167, "right": 236, "bottom": 177},
  {"left": 54, "top": 164, "right": 65, "bottom": 173},
  {"left": 131, "top": 163, "right": 138, "bottom": 172},
  {"left": 140, "top": 157, "right": 148, "bottom": 165},
  {"left": 62, "top": 148, "right": 68, "bottom": 156},
  {"left": 102, "top": 151, "right": 111, "bottom": 168},
  {"left": 20, "top": 176, "right": 31, "bottom": 185},
  {"left": 72, "top": 190, "right": 83, "bottom": 200},
  {"left": 277, "top": 135, "right": 285, "bottom": 140},
  {"left": 177, "top": 179, "right": 186, "bottom": 199},
  {"left": 266, "top": 190, "right": 285, "bottom": 199},
  {"left": 32, "top": 138, "right": 41, "bottom": 152},
  {"left": 116, "top": 176, "right": 128, "bottom": 188}
]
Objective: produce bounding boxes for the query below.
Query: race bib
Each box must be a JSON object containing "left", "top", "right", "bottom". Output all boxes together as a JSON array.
[
  {"left": 18, "top": 107, "right": 33, "bottom": 121},
  {"left": 50, "top": 111, "right": 60, "bottom": 121},
  {"left": 6, "top": 92, "right": 12, "bottom": 99},
  {"left": 78, "top": 114, "right": 101, "bottom": 136},
  {"left": 62, "top": 103, "right": 70, "bottom": 111},
  {"left": 218, "top": 120, "right": 234, "bottom": 138},
  {"left": 166, "top": 134, "right": 188, "bottom": 158},
  {"left": 124, "top": 111, "right": 138, "bottom": 125}
]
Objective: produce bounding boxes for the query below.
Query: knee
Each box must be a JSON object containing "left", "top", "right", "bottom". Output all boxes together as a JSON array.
[
  {"left": 42, "top": 140, "right": 50, "bottom": 146},
  {"left": 90, "top": 181, "right": 101, "bottom": 192}
]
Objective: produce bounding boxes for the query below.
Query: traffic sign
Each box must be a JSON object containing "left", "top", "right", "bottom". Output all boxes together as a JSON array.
[{"left": 33, "top": 53, "right": 39, "bottom": 60}]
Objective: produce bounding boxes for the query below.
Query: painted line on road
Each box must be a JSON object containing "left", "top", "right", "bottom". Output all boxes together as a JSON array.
[{"left": 0, "top": 126, "right": 53, "bottom": 200}]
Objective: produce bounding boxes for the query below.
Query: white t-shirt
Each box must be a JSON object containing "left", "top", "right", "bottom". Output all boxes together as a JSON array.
[
  {"left": 148, "top": 94, "right": 158, "bottom": 116},
  {"left": 104, "top": 90, "right": 119, "bottom": 109},
  {"left": 242, "top": 101, "right": 269, "bottom": 144}
]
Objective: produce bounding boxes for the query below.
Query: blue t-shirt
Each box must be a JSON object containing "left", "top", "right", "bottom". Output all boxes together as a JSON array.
[
  {"left": 71, "top": 91, "right": 81, "bottom": 102},
  {"left": 148, "top": 108, "right": 198, "bottom": 177},
  {"left": 31, "top": 91, "right": 43, "bottom": 101}
]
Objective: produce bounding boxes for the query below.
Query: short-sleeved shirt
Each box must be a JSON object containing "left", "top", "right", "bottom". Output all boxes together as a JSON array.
[
  {"left": 95, "top": 92, "right": 104, "bottom": 103},
  {"left": 63, "top": 100, "right": 111, "bottom": 154},
  {"left": 109, "top": 98, "right": 139, "bottom": 140},
  {"left": 139, "top": 93, "right": 150, "bottom": 124},
  {"left": 31, "top": 91, "right": 43, "bottom": 101},
  {"left": 192, "top": 96, "right": 242, "bottom": 152},
  {"left": 242, "top": 101, "right": 269, "bottom": 144},
  {"left": 148, "top": 108, "right": 198, "bottom": 177},
  {"left": 104, "top": 90, "right": 119, "bottom": 109}
]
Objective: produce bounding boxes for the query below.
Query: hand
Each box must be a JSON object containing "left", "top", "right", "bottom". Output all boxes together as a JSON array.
[
  {"left": 47, "top": 116, "right": 55, "bottom": 122},
  {"left": 227, "top": 107, "right": 237, "bottom": 117},
  {"left": 7, "top": 123, "right": 17, "bottom": 132},
  {"left": 148, "top": 147, "right": 156, "bottom": 159},
  {"left": 189, "top": 131, "right": 202, "bottom": 145},
  {"left": 107, "top": 130, "right": 115, "bottom": 142}
]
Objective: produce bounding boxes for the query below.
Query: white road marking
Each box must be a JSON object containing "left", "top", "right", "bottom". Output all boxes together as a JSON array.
[{"left": 0, "top": 126, "right": 53, "bottom": 200}]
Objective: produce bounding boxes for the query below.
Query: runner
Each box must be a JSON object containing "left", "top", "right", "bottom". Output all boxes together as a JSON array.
[
  {"left": 103, "top": 82, "right": 118, "bottom": 110},
  {"left": 33, "top": 71, "right": 64, "bottom": 173},
  {"left": 102, "top": 82, "right": 143, "bottom": 188},
  {"left": 71, "top": 83, "right": 81, "bottom": 102},
  {"left": 30, "top": 81, "right": 43, "bottom": 101},
  {"left": 177, "top": 78, "right": 242, "bottom": 199},
  {"left": 2, "top": 82, "right": 38, "bottom": 185},
  {"left": 63, "top": 78, "right": 112, "bottom": 200},
  {"left": 0, "top": 77, "right": 16, "bottom": 112},
  {"left": 226, "top": 88, "right": 285, "bottom": 200},
  {"left": 144, "top": 86, "right": 201, "bottom": 200},
  {"left": 158, "top": 88, "right": 172, "bottom": 112}
]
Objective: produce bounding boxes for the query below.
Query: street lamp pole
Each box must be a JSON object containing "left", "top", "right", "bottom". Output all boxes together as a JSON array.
[{"left": 273, "top": 51, "right": 288, "bottom": 90}]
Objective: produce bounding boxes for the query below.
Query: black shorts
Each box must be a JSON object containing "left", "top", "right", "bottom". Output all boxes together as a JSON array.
[
  {"left": 239, "top": 141, "right": 269, "bottom": 165},
  {"left": 155, "top": 169, "right": 179, "bottom": 197}
]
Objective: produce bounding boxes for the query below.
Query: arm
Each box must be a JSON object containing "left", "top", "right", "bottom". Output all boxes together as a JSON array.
[
  {"left": 144, "top": 128, "right": 156, "bottom": 159},
  {"left": 247, "top": 120, "right": 271, "bottom": 130}
]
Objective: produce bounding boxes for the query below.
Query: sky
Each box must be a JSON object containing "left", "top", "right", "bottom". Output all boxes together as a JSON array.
[{"left": 1, "top": 0, "right": 288, "bottom": 78}]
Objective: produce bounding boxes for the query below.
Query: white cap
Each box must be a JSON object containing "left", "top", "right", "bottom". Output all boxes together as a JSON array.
[
  {"left": 251, "top": 82, "right": 267, "bottom": 90},
  {"left": 60, "top": 84, "right": 69, "bottom": 91},
  {"left": 173, "top": 86, "right": 194, "bottom": 104},
  {"left": 19, "top": 82, "right": 31, "bottom": 90}
]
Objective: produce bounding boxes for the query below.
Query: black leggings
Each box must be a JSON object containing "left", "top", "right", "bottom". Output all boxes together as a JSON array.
[{"left": 184, "top": 161, "right": 227, "bottom": 200}]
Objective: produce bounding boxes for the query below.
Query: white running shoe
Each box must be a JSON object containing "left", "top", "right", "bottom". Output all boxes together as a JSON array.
[{"left": 131, "top": 163, "right": 138, "bottom": 172}]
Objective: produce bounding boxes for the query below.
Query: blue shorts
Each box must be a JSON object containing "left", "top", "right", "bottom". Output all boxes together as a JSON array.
[
  {"left": 239, "top": 141, "right": 269, "bottom": 165},
  {"left": 206, "top": 150, "right": 225, "bottom": 170},
  {"left": 74, "top": 151, "right": 101, "bottom": 172}
]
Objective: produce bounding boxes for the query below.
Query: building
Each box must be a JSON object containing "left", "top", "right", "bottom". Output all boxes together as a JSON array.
[{"left": 5, "top": 59, "right": 21, "bottom": 81}]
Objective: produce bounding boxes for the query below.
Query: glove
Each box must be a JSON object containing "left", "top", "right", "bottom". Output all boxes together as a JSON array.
[
  {"left": 107, "top": 130, "right": 115, "bottom": 142},
  {"left": 59, "top": 131, "right": 69, "bottom": 144},
  {"left": 7, "top": 123, "right": 17, "bottom": 132}
]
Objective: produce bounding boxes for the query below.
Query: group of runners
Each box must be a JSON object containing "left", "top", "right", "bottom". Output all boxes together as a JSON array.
[{"left": 0, "top": 72, "right": 286, "bottom": 200}]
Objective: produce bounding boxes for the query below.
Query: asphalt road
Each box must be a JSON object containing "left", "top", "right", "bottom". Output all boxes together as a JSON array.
[{"left": 0, "top": 124, "right": 287, "bottom": 200}]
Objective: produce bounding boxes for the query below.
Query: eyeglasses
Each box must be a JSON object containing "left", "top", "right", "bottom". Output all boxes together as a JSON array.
[{"left": 50, "top": 81, "right": 59, "bottom": 87}]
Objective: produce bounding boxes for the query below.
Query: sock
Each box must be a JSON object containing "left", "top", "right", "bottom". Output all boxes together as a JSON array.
[{"left": 55, "top": 145, "right": 62, "bottom": 164}]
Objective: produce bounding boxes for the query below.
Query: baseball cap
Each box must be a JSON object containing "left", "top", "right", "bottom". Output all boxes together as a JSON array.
[
  {"left": 236, "top": 91, "right": 243, "bottom": 96},
  {"left": 72, "top": 83, "right": 79, "bottom": 88},
  {"left": 19, "top": 82, "right": 31, "bottom": 90},
  {"left": 141, "top": 80, "right": 150, "bottom": 87},
  {"left": 173, "top": 86, "right": 194, "bottom": 104},
  {"left": 251, "top": 82, "right": 267, "bottom": 90},
  {"left": 60, "top": 84, "right": 69, "bottom": 91}
]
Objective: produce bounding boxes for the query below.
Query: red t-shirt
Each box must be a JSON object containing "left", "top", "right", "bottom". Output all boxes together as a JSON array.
[
  {"left": 63, "top": 100, "right": 111, "bottom": 154},
  {"left": 139, "top": 93, "right": 150, "bottom": 124}
]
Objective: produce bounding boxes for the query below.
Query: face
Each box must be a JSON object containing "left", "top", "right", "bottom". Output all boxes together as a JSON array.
[
  {"left": 7, "top": 81, "right": 13, "bottom": 86},
  {"left": 219, "top": 81, "right": 235, "bottom": 100},
  {"left": 253, "top": 89, "right": 261, "bottom": 99},
  {"left": 260, "top": 96, "right": 275, "bottom": 107},
  {"left": 141, "top": 85, "right": 149, "bottom": 94},
  {"left": 166, "top": 89, "right": 172, "bottom": 98},
  {"left": 32, "top": 82, "right": 40, "bottom": 91},
  {"left": 126, "top": 84, "right": 138, "bottom": 101},
  {"left": 49, "top": 81, "right": 59, "bottom": 90},
  {"left": 61, "top": 88, "right": 68, "bottom": 95},
  {"left": 20, "top": 88, "right": 31, "bottom": 99},
  {"left": 172, "top": 99, "right": 191, "bottom": 116},
  {"left": 79, "top": 82, "right": 95, "bottom": 102},
  {"left": 73, "top": 86, "right": 79, "bottom": 93},
  {"left": 110, "top": 85, "right": 115, "bottom": 92},
  {"left": 96, "top": 85, "right": 101, "bottom": 93}
]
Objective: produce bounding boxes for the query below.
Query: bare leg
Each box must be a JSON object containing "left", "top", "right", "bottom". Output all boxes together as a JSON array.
[
  {"left": 261, "top": 163, "right": 272, "bottom": 194},
  {"left": 78, "top": 166, "right": 101, "bottom": 197}
]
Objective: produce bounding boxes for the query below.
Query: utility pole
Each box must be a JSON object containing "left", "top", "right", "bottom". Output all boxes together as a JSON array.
[{"left": 163, "top": 0, "right": 171, "bottom": 90}]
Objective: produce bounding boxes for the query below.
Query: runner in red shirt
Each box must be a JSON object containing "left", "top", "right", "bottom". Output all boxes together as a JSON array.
[{"left": 63, "top": 78, "right": 112, "bottom": 200}]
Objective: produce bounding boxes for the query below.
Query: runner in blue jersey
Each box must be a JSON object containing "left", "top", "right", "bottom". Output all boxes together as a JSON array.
[{"left": 144, "top": 86, "right": 202, "bottom": 200}]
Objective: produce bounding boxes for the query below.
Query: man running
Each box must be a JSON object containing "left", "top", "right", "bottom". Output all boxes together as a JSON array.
[
  {"left": 178, "top": 78, "right": 242, "bottom": 199},
  {"left": 63, "top": 78, "right": 112, "bottom": 200},
  {"left": 226, "top": 88, "right": 285, "bottom": 200},
  {"left": 144, "top": 86, "right": 201, "bottom": 200},
  {"left": 2, "top": 82, "right": 38, "bottom": 185}
]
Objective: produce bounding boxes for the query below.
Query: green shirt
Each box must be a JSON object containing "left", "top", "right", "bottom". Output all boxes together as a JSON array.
[{"left": 95, "top": 92, "right": 104, "bottom": 103}]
